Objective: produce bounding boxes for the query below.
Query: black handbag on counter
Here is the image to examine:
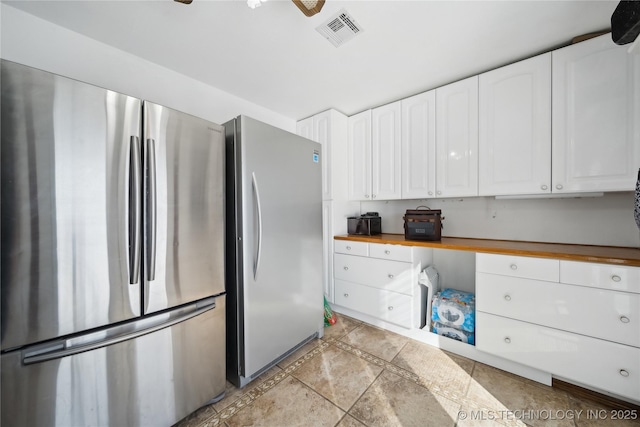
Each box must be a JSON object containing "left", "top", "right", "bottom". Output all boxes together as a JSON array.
[{"left": 404, "top": 206, "right": 443, "bottom": 241}]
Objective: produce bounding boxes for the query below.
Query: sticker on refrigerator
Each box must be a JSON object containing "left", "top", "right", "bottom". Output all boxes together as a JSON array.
[{"left": 313, "top": 150, "right": 319, "bottom": 163}]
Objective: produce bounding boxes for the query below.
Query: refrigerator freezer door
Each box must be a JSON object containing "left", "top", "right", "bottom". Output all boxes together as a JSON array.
[
  {"left": 235, "top": 116, "right": 324, "bottom": 379},
  {"left": 0, "top": 60, "right": 142, "bottom": 351},
  {"left": 143, "top": 102, "right": 225, "bottom": 314},
  {"left": 1, "top": 296, "right": 226, "bottom": 427}
]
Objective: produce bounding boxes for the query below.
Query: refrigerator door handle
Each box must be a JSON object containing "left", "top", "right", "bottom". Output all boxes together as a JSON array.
[
  {"left": 251, "top": 172, "right": 263, "bottom": 281},
  {"left": 22, "top": 298, "right": 217, "bottom": 365},
  {"left": 129, "top": 136, "right": 142, "bottom": 284},
  {"left": 146, "top": 138, "right": 157, "bottom": 281}
]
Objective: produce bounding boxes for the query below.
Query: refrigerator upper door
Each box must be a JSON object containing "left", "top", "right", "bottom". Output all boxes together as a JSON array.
[
  {"left": 143, "top": 102, "right": 225, "bottom": 314},
  {"left": 1, "top": 60, "right": 142, "bottom": 351},
  {"left": 235, "top": 116, "right": 324, "bottom": 378}
]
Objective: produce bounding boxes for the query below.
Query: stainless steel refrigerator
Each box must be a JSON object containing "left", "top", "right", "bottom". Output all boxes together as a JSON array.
[
  {"left": 1, "top": 60, "right": 226, "bottom": 426},
  {"left": 224, "top": 115, "right": 324, "bottom": 388}
]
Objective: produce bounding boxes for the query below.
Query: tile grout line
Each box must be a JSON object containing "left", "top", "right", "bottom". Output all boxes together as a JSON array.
[
  {"left": 198, "top": 339, "right": 334, "bottom": 426},
  {"left": 188, "top": 323, "right": 516, "bottom": 427},
  {"left": 332, "top": 339, "right": 520, "bottom": 427}
]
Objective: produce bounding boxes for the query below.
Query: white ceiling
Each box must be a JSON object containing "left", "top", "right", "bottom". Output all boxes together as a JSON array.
[{"left": 4, "top": 0, "right": 617, "bottom": 120}]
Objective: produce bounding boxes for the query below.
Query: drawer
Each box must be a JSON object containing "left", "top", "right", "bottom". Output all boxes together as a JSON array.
[
  {"left": 334, "top": 253, "right": 415, "bottom": 295},
  {"left": 334, "top": 240, "right": 368, "bottom": 256},
  {"left": 476, "top": 253, "right": 559, "bottom": 282},
  {"left": 369, "top": 243, "right": 413, "bottom": 262},
  {"left": 334, "top": 280, "right": 412, "bottom": 328},
  {"left": 476, "top": 272, "right": 640, "bottom": 347},
  {"left": 560, "top": 261, "right": 640, "bottom": 294},
  {"left": 476, "top": 312, "right": 640, "bottom": 402}
]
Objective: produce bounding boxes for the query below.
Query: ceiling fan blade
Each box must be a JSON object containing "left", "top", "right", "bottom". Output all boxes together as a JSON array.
[
  {"left": 174, "top": 0, "right": 193, "bottom": 4},
  {"left": 292, "top": 0, "right": 325, "bottom": 17}
]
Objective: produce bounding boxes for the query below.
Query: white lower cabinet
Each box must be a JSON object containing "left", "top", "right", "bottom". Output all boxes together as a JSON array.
[
  {"left": 333, "top": 242, "right": 431, "bottom": 328},
  {"left": 477, "top": 312, "right": 640, "bottom": 401},
  {"left": 476, "top": 253, "right": 640, "bottom": 401}
]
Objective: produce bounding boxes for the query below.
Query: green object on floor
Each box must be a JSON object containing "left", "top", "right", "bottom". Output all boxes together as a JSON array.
[{"left": 324, "top": 296, "right": 337, "bottom": 327}]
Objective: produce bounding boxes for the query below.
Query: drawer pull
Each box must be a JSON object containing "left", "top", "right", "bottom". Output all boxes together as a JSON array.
[
  {"left": 620, "top": 315, "right": 630, "bottom": 324},
  {"left": 388, "top": 306, "right": 394, "bottom": 311},
  {"left": 385, "top": 250, "right": 391, "bottom": 255},
  {"left": 343, "top": 266, "right": 349, "bottom": 271},
  {"left": 504, "top": 294, "right": 512, "bottom": 301},
  {"left": 504, "top": 337, "right": 511, "bottom": 344},
  {"left": 619, "top": 369, "right": 630, "bottom": 378},
  {"left": 388, "top": 274, "right": 394, "bottom": 279},
  {"left": 510, "top": 264, "right": 518, "bottom": 270},
  {"left": 344, "top": 293, "right": 349, "bottom": 298},
  {"left": 346, "top": 246, "right": 351, "bottom": 251},
  {"left": 611, "top": 275, "right": 622, "bottom": 283}
]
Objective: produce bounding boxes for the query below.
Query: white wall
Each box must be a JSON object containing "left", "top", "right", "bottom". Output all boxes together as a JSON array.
[
  {"left": 360, "top": 192, "right": 640, "bottom": 248},
  {"left": 0, "top": 4, "right": 295, "bottom": 131}
]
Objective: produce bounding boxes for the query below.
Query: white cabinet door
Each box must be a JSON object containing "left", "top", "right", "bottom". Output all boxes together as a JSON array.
[
  {"left": 401, "top": 91, "right": 436, "bottom": 199},
  {"left": 297, "top": 110, "right": 348, "bottom": 201},
  {"left": 371, "top": 101, "right": 402, "bottom": 200},
  {"left": 313, "top": 111, "right": 332, "bottom": 201},
  {"left": 296, "top": 116, "right": 313, "bottom": 140},
  {"left": 552, "top": 34, "right": 640, "bottom": 193},
  {"left": 436, "top": 76, "right": 479, "bottom": 197},
  {"left": 479, "top": 53, "right": 552, "bottom": 196},
  {"left": 347, "top": 110, "right": 372, "bottom": 200}
]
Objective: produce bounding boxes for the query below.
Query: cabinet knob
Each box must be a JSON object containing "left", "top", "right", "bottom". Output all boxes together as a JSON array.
[
  {"left": 611, "top": 275, "right": 622, "bottom": 283},
  {"left": 541, "top": 184, "right": 548, "bottom": 191},
  {"left": 365, "top": 194, "right": 370, "bottom": 198},
  {"left": 388, "top": 306, "right": 394, "bottom": 311},
  {"left": 504, "top": 294, "right": 512, "bottom": 301},
  {"left": 510, "top": 264, "right": 518, "bottom": 270},
  {"left": 385, "top": 250, "right": 391, "bottom": 254},
  {"left": 346, "top": 246, "right": 351, "bottom": 250},
  {"left": 556, "top": 184, "right": 563, "bottom": 190},
  {"left": 343, "top": 266, "right": 349, "bottom": 271},
  {"left": 428, "top": 191, "right": 433, "bottom": 196},
  {"left": 619, "top": 369, "right": 630, "bottom": 377},
  {"left": 388, "top": 274, "right": 394, "bottom": 279},
  {"left": 437, "top": 191, "right": 442, "bottom": 196},
  {"left": 372, "top": 194, "right": 376, "bottom": 199},
  {"left": 344, "top": 293, "right": 349, "bottom": 298},
  {"left": 620, "top": 315, "right": 630, "bottom": 324},
  {"left": 504, "top": 337, "right": 511, "bottom": 344}
]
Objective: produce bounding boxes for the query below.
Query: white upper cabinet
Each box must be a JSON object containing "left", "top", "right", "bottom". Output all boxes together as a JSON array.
[
  {"left": 401, "top": 91, "right": 436, "bottom": 199},
  {"left": 479, "top": 53, "right": 552, "bottom": 196},
  {"left": 552, "top": 34, "right": 640, "bottom": 193},
  {"left": 348, "top": 110, "right": 372, "bottom": 200},
  {"left": 347, "top": 103, "right": 401, "bottom": 201},
  {"left": 371, "top": 101, "right": 402, "bottom": 200},
  {"left": 297, "top": 110, "right": 347, "bottom": 201},
  {"left": 436, "top": 76, "right": 479, "bottom": 197}
]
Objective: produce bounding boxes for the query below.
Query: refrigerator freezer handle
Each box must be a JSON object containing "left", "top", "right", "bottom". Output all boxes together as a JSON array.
[
  {"left": 251, "top": 172, "right": 263, "bottom": 281},
  {"left": 22, "top": 298, "right": 217, "bottom": 365},
  {"left": 146, "top": 138, "right": 157, "bottom": 281},
  {"left": 129, "top": 136, "right": 142, "bottom": 284}
]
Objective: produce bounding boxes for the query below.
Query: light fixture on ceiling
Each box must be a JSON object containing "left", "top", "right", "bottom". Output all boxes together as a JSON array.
[
  {"left": 247, "top": 0, "right": 268, "bottom": 9},
  {"left": 174, "top": 0, "right": 193, "bottom": 3},
  {"left": 292, "top": 0, "right": 325, "bottom": 17}
]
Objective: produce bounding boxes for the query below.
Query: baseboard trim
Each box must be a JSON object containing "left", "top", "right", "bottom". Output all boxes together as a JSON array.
[{"left": 552, "top": 379, "right": 640, "bottom": 411}]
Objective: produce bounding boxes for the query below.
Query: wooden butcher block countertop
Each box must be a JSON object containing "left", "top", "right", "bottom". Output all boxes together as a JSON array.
[{"left": 334, "top": 234, "right": 640, "bottom": 267}]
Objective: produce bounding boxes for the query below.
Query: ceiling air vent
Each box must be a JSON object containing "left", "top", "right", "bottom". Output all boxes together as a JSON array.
[{"left": 316, "top": 9, "right": 363, "bottom": 47}]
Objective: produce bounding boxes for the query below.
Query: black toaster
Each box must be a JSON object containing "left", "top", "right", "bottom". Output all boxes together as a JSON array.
[{"left": 347, "top": 212, "right": 382, "bottom": 236}]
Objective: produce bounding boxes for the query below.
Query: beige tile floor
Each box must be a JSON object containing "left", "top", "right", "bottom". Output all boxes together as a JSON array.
[{"left": 175, "top": 314, "right": 640, "bottom": 427}]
